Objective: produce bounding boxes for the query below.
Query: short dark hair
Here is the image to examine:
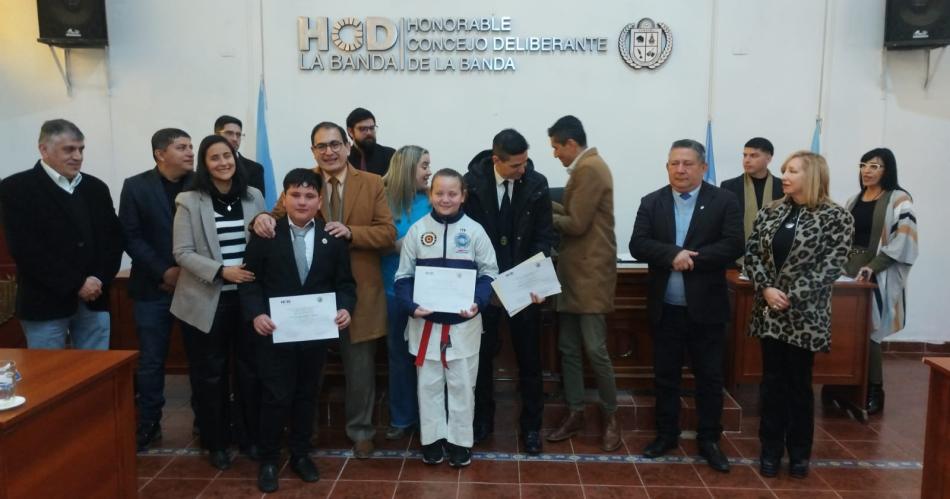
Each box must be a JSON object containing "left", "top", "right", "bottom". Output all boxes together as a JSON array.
[
  {"left": 213, "top": 115, "right": 242, "bottom": 132},
  {"left": 547, "top": 115, "right": 587, "bottom": 147},
  {"left": 346, "top": 108, "right": 376, "bottom": 129},
  {"left": 744, "top": 137, "right": 774, "bottom": 156},
  {"left": 38, "top": 119, "right": 84, "bottom": 144},
  {"left": 310, "top": 121, "right": 349, "bottom": 146},
  {"left": 860, "top": 147, "right": 905, "bottom": 193},
  {"left": 283, "top": 168, "right": 324, "bottom": 192},
  {"left": 189, "top": 135, "right": 248, "bottom": 198},
  {"left": 151, "top": 128, "right": 191, "bottom": 162},
  {"left": 670, "top": 139, "right": 707, "bottom": 162},
  {"left": 492, "top": 129, "right": 529, "bottom": 160},
  {"left": 430, "top": 168, "right": 467, "bottom": 193}
]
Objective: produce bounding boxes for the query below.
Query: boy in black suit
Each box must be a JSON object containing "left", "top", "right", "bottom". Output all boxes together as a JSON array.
[{"left": 239, "top": 168, "right": 356, "bottom": 493}]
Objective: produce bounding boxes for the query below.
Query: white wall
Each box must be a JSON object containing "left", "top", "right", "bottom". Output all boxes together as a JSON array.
[{"left": 1, "top": 0, "right": 947, "bottom": 342}]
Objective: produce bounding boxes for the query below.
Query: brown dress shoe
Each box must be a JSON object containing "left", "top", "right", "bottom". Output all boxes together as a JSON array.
[
  {"left": 547, "top": 410, "right": 585, "bottom": 442},
  {"left": 602, "top": 413, "right": 622, "bottom": 452},
  {"left": 353, "top": 439, "right": 374, "bottom": 459}
]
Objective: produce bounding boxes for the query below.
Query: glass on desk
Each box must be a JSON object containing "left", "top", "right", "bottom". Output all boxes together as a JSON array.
[{"left": 0, "top": 360, "right": 20, "bottom": 401}]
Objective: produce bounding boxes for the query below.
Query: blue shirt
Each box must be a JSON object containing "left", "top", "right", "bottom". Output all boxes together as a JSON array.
[
  {"left": 664, "top": 185, "right": 701, "bottom": 306},
  {"left": 381, "top": 192, "right": 431, "bottom": 295}
]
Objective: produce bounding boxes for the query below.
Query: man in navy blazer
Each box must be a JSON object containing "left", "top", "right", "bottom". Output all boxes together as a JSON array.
[
  {"left": 240, "top": 168, "right": 356, "bottom": 493},
  {"left": 0, "top": 119, "right": 123, "bottom": 350},
  {"left": 118, "top": 128, "right": 194, "bottom": 451},
  {"left": 629, "top": 139, "right": 743, "bottom": 473}
]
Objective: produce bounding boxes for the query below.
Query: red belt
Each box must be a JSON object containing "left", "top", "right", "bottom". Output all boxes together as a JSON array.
[{"left": 415, "top": 320, "right": 451, "bottom": 369}]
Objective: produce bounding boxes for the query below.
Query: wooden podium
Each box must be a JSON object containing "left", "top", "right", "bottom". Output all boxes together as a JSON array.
[
  {"left": 0, "top": 348, "right": 138, "bottom": 498},
  {"left": 921, "top": 357, "right": 950, "bottom": 499},
  {"left": 726, "top": 270, "right": 876, "bottom": 420}
]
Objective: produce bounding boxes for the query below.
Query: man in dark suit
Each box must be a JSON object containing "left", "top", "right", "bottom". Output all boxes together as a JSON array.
[
  {"left": 464, "top": 129, "right": 555, "bottom": 455},
  {"left": 215, "top": 115, "right": 267, "bottom": 198},
  {"left": 719, "top": 137, "right": 783, "bottom": 243},
  {"left": 0, "top": 119, "right": 123, "bottom": 350},
  {"left": 629, "top": 139, "right": 743, "bottom": 473},
  {"left": 240, "top": 168, "right": 356, "bottom": 493},
  {"left": 345, "top": 107, "right": 395, "bottom": 176},
  {"left": 119, "top": 128, "right": 194, "bottom": 451}
]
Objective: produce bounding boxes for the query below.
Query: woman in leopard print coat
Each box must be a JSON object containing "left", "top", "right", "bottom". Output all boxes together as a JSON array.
[{"left": 743, "top": 151, "right": 853, "bottom": 479}]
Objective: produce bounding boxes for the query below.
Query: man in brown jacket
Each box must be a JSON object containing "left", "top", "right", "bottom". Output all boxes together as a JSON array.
[
  {"left": 544, "top": 115, "right": 620, "bottom": 451},
  {"left": 252, "top": 122, "right": 396, "bottom": 458}
]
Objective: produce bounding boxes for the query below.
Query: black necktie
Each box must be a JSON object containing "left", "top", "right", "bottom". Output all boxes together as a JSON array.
[{"left": 498, "top": 180, "right": 514, "bottom": 271}]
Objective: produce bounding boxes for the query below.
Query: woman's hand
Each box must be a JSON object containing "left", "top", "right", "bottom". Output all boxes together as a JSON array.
[
  {"left": 335, "top": 309, "right": 351, "bottom": 329},
  {"left": 222, "top": 264, "right": 255, "bottom": 284},
  {"left": 459, "top": 303, "right": 479, "bottom": 319},
  {"left": 856, "top": 266, "right": 874, "bottom": 281},
  {"left": 763, "top": 287, "right": 790, "bottom": 311},
  {"left": 252, "top": 213, "right": 277, "bottom": 238}
]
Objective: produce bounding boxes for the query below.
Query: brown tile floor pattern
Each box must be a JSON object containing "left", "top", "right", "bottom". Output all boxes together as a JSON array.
[{"left": 137, "top": 353, "right": 936, "bottom": 498}]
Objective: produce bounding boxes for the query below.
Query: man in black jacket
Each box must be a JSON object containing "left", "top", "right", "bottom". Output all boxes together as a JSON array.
[
  {"left": 119, "top": 127, "right": 194, "bottom": 451},
  {"left": 464, "top": 128, "right": 556, "bottom": 455},
  {"left": 629, "top": 139, "right": 743, "bottom": 473},
  {"left": 345, "top": 107, "right": 395, "bottom": 176},
  {"left": 215, "top": 115, "right": 267, "bottom": 198},
  {"left": 719, "top": 137, "right": 783, "bottom": 243},
  {"left": 0, "top": 119, "right": 123, "bottom": 349}
]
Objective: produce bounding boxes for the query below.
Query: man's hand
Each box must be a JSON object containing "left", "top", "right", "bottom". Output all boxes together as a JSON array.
[
  {"left": 252, "top": 213, "right": 277, "bottom": 239},
  {"left": 78, "top": 276, "right": 102, "bottom": 302},
  {"left": 459, "top": 303, "right": 479, "bottom": 319},
  {"left": 335, "top": 309, "right": 351, "bottom": 329},
  {"left": 162, "top": 266, "right": 181, "bottom": 288},
  {"left": 763, "top": 287, "right": 790, "bottom": 311},
  {"left": 325, "top": 221, "right": 352, "bottom": 240},
  {"left": 529, "top": 292, "right": 545, "bottom": 305},
  {"left": 253, "top": 314, "right": 276, "bottom": 336},
  {"left": 222, "top": 264, "right": 255, "bottom": 284},
  {"left": 413, "top": 306, "right": 433, "bottom": 318},
  {"left": 672, "top": 249, "right": 699, "bottom": 271}
]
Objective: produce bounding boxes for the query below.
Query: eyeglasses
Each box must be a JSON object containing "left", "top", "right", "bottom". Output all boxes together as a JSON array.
[
  {"left": 859, "top": 162, "right": 884, "bottom": 171},
  {"left": 355, "top": 125, "right": 378, "bottom": 134},
  {"left": 313, "top": 140, "right": 345, "bottom": 153}
]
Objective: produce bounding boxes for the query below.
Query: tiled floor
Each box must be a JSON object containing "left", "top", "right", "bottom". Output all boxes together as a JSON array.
[{"left": 137, "top": 353, "right": 936, "bottom": 498}]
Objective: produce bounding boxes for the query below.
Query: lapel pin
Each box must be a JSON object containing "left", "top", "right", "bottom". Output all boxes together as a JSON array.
[
  {"left": 322, "top": 238, "right": 328, "bottom": 244},
  {"left": 700, "top": 205, "right": 705, "bottom": 210}
]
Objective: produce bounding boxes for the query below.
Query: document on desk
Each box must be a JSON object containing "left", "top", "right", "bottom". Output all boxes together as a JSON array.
[
  {"left": 269, "top": 293, "right": 338, "bottom": 343},
  {"left": 492, "top": 253, "right": 561, "bottom": 316},
  {"left": 413, "top": 266, "right": 477, "bottom": 313}
]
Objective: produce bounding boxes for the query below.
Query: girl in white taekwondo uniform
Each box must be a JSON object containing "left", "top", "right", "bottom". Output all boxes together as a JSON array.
[{"left": 394, "top": 168, "right": 498, "bottom": 468}]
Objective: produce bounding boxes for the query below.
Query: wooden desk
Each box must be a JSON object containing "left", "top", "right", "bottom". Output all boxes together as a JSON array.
[
  {"left": 0, "top": 348, "right": 138, "bottom": 499},
  {"left": 921, "top": 357, "right": 950, "bottom": 499},
  {"left": 726, "top": 271, "right": 876, "bottom": 420}
]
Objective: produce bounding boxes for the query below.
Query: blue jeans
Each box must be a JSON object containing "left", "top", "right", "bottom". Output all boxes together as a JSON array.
[
  {"left": 20, "top": 302, "right": 110, "bottom": 350},
  {"left": 386, "top": 295, "right": 418, "bottom": 429},
  {"left": 133, "top": 296, "right": 175, "bottom": 426}
]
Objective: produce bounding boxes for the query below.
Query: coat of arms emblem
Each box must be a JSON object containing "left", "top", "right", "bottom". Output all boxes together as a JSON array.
[{"left": 619, "top": 18, "right": 673, "bottom": 70}]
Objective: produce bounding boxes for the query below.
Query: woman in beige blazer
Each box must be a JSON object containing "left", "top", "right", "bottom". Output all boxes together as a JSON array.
[{"left": 171, "top": 135, "right": 264, "bottom": 471}]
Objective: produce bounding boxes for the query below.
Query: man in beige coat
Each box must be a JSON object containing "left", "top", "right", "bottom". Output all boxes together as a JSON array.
[
  {"left": 252, "top": 122, "right": 396, "bottom": 457},
  {"left": 544, "top": 115, "right": 620, "bottom": 451}
]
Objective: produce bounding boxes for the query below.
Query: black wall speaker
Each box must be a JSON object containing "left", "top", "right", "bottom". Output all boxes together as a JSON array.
[
  {"left": 885, "top": 0, "right": 950, "bottom": 49},
  {"left": 36, "top": 0, "right": 108, "bottom": 47}
]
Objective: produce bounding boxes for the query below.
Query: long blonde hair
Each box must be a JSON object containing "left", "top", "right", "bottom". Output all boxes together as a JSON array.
[
  {"left": 780, "top": 150, "right": 831, "bottom": 209},
  {"left": 383, "top": 145, "right": 428, "bottom": 220}
]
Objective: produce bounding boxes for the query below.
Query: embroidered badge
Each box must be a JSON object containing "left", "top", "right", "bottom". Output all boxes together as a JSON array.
[
  {"left": 421, "top": 231, "right": 437, "bottom": 246},
  {"left": 454, "top": 231, "right": 471, "bottom": 249}
]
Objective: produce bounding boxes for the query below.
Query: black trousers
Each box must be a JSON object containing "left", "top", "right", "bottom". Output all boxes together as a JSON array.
[
  {"left": 758, "top": 337, "right": 816, "bottom": 461},
  {"left": 256, "top": 335, "right": 328, "bottom": 464},
  {"left": 653, "top": 304, "right": 725, "bottom": 442},
  {"left": 473, "top": 304, "right": 543, "bottom": 433},
  {"left": 180, "top": 291, "right": 259, "bottom": 451}
]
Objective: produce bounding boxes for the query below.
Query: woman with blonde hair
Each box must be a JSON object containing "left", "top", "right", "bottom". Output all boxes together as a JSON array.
[
  {"left": 744, "top": 151, "right": 853, "bottom": 479},
  {"left": 379, "top": 145, "right": 432, "bottom": 439}
]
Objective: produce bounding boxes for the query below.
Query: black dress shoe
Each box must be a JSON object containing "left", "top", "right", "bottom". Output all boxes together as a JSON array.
[
  {"left": 136, "top": 421, "right": 162, "bottom": 452},
  {"left": 290, "top": 455, "right": 320, "bottom": 482},
  {"left": 523, "top": 430, "right": 543, "bottom": 455},
  {"left": 759, "top": 456, "right": 780, "bottom": 477},
  {"left": 258, "top": 463, "right": 279, "bottom": 493},
  {"left": 789, "top": 459, "right": 810, "bottom": 478},
  {"left": 698, "top": 441, "right": 730, "bottom": 473},
  {"left": 642, "top": 436, "right": 679, "bottom": 458},
  {"left": 209, "top": 450, "right": 231, "bottom": 470},
  {"left": 866, "top": 384, "right": 885, "bottom": 415}
]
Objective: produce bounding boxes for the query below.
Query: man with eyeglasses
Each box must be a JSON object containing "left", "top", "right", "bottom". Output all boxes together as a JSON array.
[
  {"left": 251, "top": 121, "right": 396, "bottom": 459},
  {"left": 346, "top": 108, "right": 395, "bottom": 176},
  {"left": 214, "top": 115, "right": 266, "bottom": 198}
]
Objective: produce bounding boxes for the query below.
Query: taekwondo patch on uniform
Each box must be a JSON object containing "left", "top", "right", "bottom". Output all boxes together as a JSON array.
[
  {"left": 454, "top": 231, "right": 471, "bottom": 249},
  {"left": 421, "top": 231, "right": 437, "bottom": 246}
]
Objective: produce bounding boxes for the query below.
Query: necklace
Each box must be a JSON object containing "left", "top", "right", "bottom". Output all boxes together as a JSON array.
[
  {"left": 214, "top": 197, "right": 238, "bottom": 212},
  {"left": 862, "top": 188, "right": 884, "bottom": 202},
  {"left": 783, "top": 207, "right": 803, "bottom": 229}
]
